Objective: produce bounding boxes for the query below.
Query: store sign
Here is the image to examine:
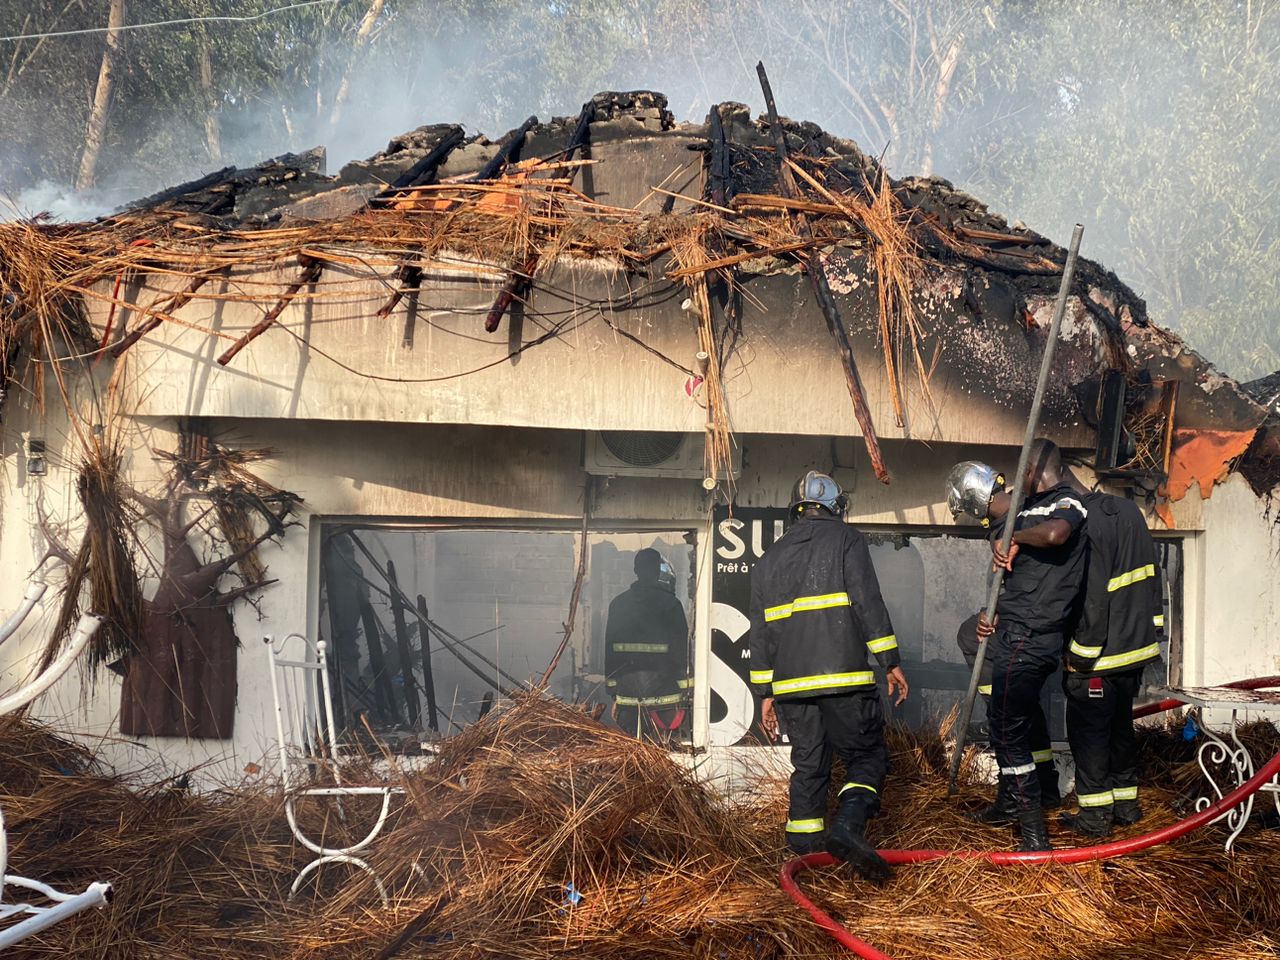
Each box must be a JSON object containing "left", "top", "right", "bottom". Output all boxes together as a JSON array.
[{"left": 709, "top": 505, "right": 788, "bottom": 746}]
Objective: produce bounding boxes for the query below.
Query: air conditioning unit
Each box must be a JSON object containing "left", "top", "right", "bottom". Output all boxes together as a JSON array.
[{"left": 583, "top": 430, "right": 741, "bottom": 480}]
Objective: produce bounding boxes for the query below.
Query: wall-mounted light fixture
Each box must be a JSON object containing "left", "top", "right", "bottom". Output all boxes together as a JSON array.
[{"left": 25, "top": 437, "right": 47, "bottom": 477}]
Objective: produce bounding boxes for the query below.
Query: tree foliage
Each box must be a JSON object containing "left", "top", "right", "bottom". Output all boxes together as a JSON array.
[{"left": 1, "top": 0, "right": 1276, "bottom": 379}]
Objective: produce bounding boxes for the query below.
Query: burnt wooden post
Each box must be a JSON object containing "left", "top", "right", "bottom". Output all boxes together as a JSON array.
[
  {"left": 416, "top": 594, "right": 440, "bottom": 733},
  {"left": 755, "top": 61, "right": 889, "bottom": 483},
  {"left": 357, "top": 594, "right": 400, "bottom": 724},
  {"left": 386, "top": 559, "right": 421, "bottom": 727}
]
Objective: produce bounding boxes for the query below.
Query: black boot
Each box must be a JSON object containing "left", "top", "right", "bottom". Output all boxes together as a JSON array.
[
  {"left": 826, "top": 793, "right": 891, "bottom": 884},
  {"left": 966, "top": 776, "right": 1018, "bottom": 827},
  {"left": 1113, "top": 799, "right": 1144, "bottom": 826},
  {"left": 1059, "top": 806, "right": 1114, "bottom": 839},
  {"left": 1015, "top": 807, "right": 1052, "bottom": 852},
  {"left": 786, "top": 830, "right": 828, "bottom": 856}
]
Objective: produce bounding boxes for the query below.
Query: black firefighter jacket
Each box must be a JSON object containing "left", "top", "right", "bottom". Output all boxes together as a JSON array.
[
  {"left": 1067, "top": 492, "right": 1164, "bottom": 675},
  {"left": 748, "top": 514, "right": 899, "bottom": 701},
  {"left": 604, "top": 581, "right": 690, "bottom": 706}
]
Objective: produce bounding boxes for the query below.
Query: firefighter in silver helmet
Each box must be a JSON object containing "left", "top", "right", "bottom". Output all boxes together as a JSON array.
[
  {"left": 945, "top": 447, "right": 1088, "bottom": 851},
  {"left": 748, "top": 471, "right": 909, "bottom": 882}
]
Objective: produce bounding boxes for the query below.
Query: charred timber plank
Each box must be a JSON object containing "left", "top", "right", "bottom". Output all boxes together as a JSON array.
[
  {"left": 376, "top": 264, "right": 421, "bottom": 320},
  {"left": 110, "top": 271, "right": 216, "bottom": 358},
  {"left": 357, "top": 594, "right": 401, "bottom": 725},
  {"left": 416, "top": 594, "right": 440, "bottom": 733},
  {"left": 482, "top": 105, "right": 592, "bottom": 334},
  {"left": 470, "top": 115, "right": 538, "bottom": 182},
  {"left": 386, "top": 560, "right": 421, "bottom": 728},
  {"left": 216, "top": 255, "right": 321, "bottom": 366},
  {"left": 756, "top": 61, "right": 889, "bottom": 483},
  {"left": 372, "top": 125, "right": 466, "bottom": 203},
  {"left": 484, "top": 253, "right": 538, "bottom": 333},
  {"left": 707, "top": 104, "right": 732, "bottom": 207}
]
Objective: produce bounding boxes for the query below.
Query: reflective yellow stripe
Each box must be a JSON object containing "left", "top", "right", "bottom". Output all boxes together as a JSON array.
[
  {"left": 1070, "top": 641, "right": 1103, "bottom": 659},
  {"left": 614, "top": 692, "right": 684, "bottom": 706},
  {"left": 1078, "top": 790, "right": 1114, "bottom": 808},
  {"left": 785, "top": 818, "right": 825, "bottom": 834},
  {"left": 1107, "top": 564, "right": 1156, "bottom": 592},
  {"left": 765, "top": 592, "right": 851, "bottom": 622},
  {"left": 866, "top": 634, "right": 898, "bottom": 654},
  {"left": 611, "top": 642, "right": 669, "bottom": 653},
  {"left": 978, "top": 684, "right": 992, "bottom": 696},
  {"left": 1093, "top": 642, "right": 1161, "bottom": 672},
  {"left": 606, "top": 679, "right": 617, "bottom": 688},
  {"left": 677, "top": 677, "right": 693, "bottom": 689},
  {"left": 1153, "top": 614, "right": 1165, "bottom": 627},
  {"left": 772, "top": 671, "right": 876, "bottom": 695},
  {"left": 1112, "top": 786, "right": 1138, "bottom": 801},
  {"left": 749, "top": 669, "right": 774, "bottom": 684},
  {"left": 838, "top": 782, "right": 877, "bottom": 795},
  {"left": 792, "top": 592, "right": 850, "bottom": 612},
  {"left": 1032, "top": 749, "right": 1054, "bottom": 764}
]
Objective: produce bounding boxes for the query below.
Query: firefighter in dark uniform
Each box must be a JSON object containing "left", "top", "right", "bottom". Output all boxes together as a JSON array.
[
  {"left": 748, "top": 471, "right": 909, "bottom": 882},
  {"left": 956, "top": 611, "right": 1061, "bottom": 807},
  {"left": 605, "top": 548, "right": 690, "bottom": 741},
  {"left": 1058, "top": 485, "right": 1163, "bottom": 837},
  {"left": 946, "top": 440, "right": 1086, "bottom": 851}
]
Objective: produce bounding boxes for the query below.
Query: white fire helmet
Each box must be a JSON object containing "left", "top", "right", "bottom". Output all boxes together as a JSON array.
[{"left": 945, "top": 461, "right": 1005, "bottom": 524}]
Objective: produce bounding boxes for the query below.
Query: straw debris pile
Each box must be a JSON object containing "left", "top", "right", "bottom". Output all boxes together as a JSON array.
[{"left": 3, "top": 697, "right": 1278, "bottom": 959}]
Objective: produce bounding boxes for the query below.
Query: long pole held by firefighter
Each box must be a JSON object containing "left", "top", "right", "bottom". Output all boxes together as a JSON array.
[{"left": 947, "top": 222, "right": 1085, "bottom": 795}]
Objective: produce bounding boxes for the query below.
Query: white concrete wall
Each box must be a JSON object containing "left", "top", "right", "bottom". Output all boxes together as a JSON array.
[{"left": 1184, "top": 474, "right": 1280, "bottom": 687}]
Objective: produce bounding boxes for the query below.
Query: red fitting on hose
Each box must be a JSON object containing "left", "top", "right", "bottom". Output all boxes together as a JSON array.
[{"left": 781, "top": 676, "right": 1280, "bottom": 959}]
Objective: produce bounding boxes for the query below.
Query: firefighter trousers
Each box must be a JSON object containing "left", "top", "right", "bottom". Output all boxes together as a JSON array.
[
  {"left": 988, "top": 625, "right": 1061, "bottom": 811},
  {"left": 1064, "top": 669, "right": 1141, "bottom": 810},
  {"left": 775, "top": 691, "right": 889, "bottom": 839}
]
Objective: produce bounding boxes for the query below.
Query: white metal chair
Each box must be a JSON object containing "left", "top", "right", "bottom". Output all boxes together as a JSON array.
[
  {"left": 0, "top": 584, "right": 111, "bottom": 949},
  {"left": 265, "top": 632, "right": 404, "bottom": 905}
]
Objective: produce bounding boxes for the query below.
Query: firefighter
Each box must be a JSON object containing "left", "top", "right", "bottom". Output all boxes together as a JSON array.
[
  {"left": 604, "top": 548, "right": 690, "bottom": 741},
  {"left": 945, "top": 440, "right": 1086, "bottom": 851},
  {"left": 1057, "top": 482, "right": 1163, "bottom": 837},
  {"left": 956, "top": 611, "right": 1062, "bottom": 807},
  {"left": 748, "top": 471, "right": 909, "bottom": 882}
]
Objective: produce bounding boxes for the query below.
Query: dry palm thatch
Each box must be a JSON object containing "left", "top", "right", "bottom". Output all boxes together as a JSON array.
[
  {"left": 2, "top": 696, "right": 1279, "bottom": 959},
  {"left": 0, "top": 152, "right": 1027, "bottom": 448},
  {"left": 44, "top": 443, "right": 146, "bottom": 673}
]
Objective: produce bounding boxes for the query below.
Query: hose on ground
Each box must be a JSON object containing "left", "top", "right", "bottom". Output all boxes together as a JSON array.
[{"left": 780, "top": 675, "right": 1280, "bottom": 960}]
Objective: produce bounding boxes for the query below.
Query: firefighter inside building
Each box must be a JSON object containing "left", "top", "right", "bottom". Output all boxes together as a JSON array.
[
  {"left": 748, "top": 471, "right": 909, "bottom": 883},
  {"left": 604, "top": 548, "right": 691, "bottom": 742},
  {"left": 948, "top": 437, "right": 1164, "bottom": 847}
]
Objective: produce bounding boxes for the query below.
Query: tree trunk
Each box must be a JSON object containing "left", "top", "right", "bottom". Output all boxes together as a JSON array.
[
  {"left": 75, "top": 0, "right": 125, "bottom": 191},
  {"left": 198, "top": 27, "right": 221, "bottom": 164},
  {"left": 328, "top": 0, "right": 385, "bottom": 130}
]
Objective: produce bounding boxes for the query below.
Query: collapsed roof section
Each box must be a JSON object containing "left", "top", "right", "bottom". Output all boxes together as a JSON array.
[{"left": 3, "top": 90, "right": 1275, "bottom": 508}]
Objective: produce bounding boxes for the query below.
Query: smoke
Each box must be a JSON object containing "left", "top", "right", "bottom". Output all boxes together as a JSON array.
[{"left": 2, "top": 1, "right": 1276, "bottom": 379}]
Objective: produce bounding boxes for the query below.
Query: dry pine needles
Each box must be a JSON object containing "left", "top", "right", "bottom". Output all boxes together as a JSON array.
[{"left": 2, "top": 695, "right": 1278, "bottom": 959}]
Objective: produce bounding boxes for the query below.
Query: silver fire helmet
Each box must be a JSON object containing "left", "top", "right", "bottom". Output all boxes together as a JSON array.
[
  {"left": 945, "top": 461, "right": 1005, "bottom": 523},
  {"left": 790, "top": 470, "right": 847, "bottom": 516}
]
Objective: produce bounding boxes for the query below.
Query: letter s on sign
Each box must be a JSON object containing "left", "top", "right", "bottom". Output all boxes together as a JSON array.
[{"left": 716, "top": 518, "right": 745, "bottom": 560}]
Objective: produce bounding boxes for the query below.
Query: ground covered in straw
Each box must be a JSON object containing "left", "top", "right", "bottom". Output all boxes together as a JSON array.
[{"left": 3, "top": 697, "right": 1278, "bottom": 960}]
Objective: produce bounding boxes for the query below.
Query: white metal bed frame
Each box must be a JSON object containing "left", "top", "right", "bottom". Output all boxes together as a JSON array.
[
  {"left": 265, "top": 632, "right": 404, "bottom": 905},
  {"left": 0, "top": 580, "right": 112, "bottom": 950}
]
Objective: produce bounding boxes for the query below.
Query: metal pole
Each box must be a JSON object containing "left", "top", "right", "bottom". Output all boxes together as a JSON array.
[{"left": 947, "top": 223, "right": 1085, "bottom": 794}]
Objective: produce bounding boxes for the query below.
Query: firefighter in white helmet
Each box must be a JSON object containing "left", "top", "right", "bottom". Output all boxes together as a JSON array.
[{"left": 749, "top": 471, "right": 909, "bottom": 882}]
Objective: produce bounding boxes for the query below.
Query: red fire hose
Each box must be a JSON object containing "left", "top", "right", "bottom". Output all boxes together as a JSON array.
[{"left": 781, "top": 676, "right": 1280, "bottom": 960}]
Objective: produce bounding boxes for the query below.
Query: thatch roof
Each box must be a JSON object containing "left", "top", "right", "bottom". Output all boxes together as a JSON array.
[{"left": 1, "top": 90, "right": 1275, "bottom": 500}]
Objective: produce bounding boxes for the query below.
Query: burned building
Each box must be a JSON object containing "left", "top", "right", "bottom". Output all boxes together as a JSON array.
[{"left": 1, "top": 90, "right": 1277, "bottom": 781}]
